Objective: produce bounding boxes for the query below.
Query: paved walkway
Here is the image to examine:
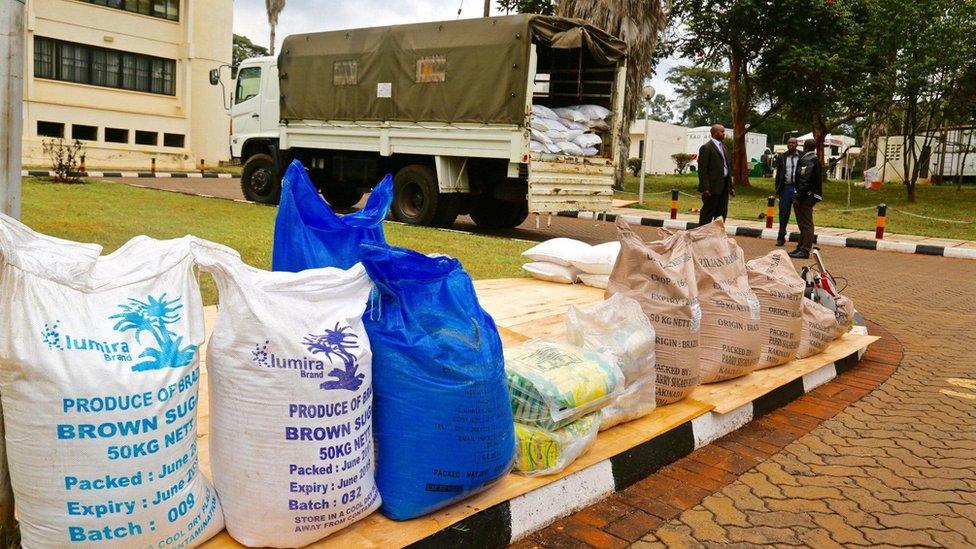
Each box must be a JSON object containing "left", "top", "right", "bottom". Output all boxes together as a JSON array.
[{"left": 518, "top": 238, "right": 976, "bottom": 548}]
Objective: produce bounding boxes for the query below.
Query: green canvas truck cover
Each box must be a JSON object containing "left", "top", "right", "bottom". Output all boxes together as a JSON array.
[{"left": 278, "top": 14, "right": 627, "bottom": 125}]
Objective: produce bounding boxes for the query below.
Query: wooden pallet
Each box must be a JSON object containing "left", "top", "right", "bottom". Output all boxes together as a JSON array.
[{"left": 198, "top": 278, "right": 877, "bottom": 548}]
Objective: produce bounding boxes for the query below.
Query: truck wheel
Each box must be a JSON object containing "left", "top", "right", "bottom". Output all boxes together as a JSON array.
[
  {"left": 469, "top": 197, "right": 529, "bottom": 229},
  {"left": 241, "top": 154, "right": 280, "bottom": 204},
  {"left": 392, "top": 165, "right": 459, "bottom": 228}
]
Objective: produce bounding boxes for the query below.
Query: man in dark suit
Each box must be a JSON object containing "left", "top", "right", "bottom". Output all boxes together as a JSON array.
[
  {"left": 773, "top": 137, "right": 800, "bottom": 246},
  {"left": 789, "top": 139, "right": 823, "bottom": 259},
  {"left": 697, "top": 124, "right": 734, "bottom": 225}
]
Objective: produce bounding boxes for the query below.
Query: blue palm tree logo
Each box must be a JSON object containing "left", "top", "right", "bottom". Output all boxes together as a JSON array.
[
  {"left": 109, "top": 294, "right": 197, "bottom": 372},
  {"left": 302, "top": 323, "right": 364, "bottom": 391}
]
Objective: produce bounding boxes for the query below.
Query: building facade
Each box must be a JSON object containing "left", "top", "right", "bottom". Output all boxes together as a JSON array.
[
  {"left": 628, "top": 119, "right": 688, "bottom": 174},
  {"left": 22, "top": 0, "right": 232, "bottom": 170}
]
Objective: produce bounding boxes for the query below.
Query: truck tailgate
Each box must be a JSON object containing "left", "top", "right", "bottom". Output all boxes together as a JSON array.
[{"left": 527, "top": 156, "right": 615, "bottom": 213}]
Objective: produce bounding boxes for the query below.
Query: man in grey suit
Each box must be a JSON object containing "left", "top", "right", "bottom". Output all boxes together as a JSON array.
[{"left": 697, "top": 124, "right": 734, "bottom": 225}]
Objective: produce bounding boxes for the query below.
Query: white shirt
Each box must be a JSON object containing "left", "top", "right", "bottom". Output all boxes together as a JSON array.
[{"left": 711, "top": 138, "right": 728, "bottom": 177}]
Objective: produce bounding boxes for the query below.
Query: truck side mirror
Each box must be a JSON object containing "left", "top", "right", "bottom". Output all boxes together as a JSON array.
[{"left": 209, "top": 68, "right": 219, "bottom": 86}]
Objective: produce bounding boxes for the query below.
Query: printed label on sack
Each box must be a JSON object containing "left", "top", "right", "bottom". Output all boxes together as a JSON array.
[
  {"left": 746, "top": 294, "right": 762, "bottom": 321},
  {"left": 689, "top": 299, "right": 702, "bottom": 334},
  {"left": 39, "top": 294, "right": 221, "bottom": 546}
]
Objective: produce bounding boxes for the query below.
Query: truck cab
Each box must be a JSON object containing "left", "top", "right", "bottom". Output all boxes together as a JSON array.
[{"left": 225, "top": 57, "right": 282, "bottom": 203}]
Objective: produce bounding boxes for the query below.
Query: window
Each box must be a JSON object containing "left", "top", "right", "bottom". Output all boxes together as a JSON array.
[
  {"left": 163, "top": 133, "right": 185, "bottom": 148},
  {"left": 33, "top": 37, "right": 176, "bottom": 96},
  {"left": 37, "top": 121, "right": 65, "bottom": 138},
  {"left": 105, "top": 127, "right": 128, "bottom": 143},
  {"left": 135, "top": 131, "right": 157, "bottom": 146},
  {"left": 333, "top": 61, "right": 357, "bottom": 86},
  {"left": 72, "top": 124, "right": 98, "bottom": 141},
  {"left": 86, "top": 0, "right": 178, "bottom": 21},
  {"left": 235, "top": 67, "right": 261, "bottom": 104}
]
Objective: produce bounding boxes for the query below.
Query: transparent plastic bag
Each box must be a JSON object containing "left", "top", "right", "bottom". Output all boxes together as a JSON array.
[
  {"left": 566, "top": 294, "right": 656, "bottom": 430},
  {"left": 505, "top": 339, "right": 624, "bottom": 431},
  {"left": 514, "top": 414, "right": 600, "bottom": 476}
]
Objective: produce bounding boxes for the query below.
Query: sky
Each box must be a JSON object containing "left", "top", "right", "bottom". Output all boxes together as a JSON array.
[{"left": 231, "top": 0, "right": 679, "bottom": 99}]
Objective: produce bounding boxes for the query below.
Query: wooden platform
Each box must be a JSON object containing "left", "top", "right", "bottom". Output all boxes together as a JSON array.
[{"left": 198, "top": 278, "right": 878, "bottom": 548}]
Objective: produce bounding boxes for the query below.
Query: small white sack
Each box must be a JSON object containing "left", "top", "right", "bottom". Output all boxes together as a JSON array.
[
  {"left": 530, "top": 140, "right": 547, "bottom": 153},
  {"left": 588, "top": 119, "right": 611, "bottom": 131},
  {"left": 575, "top": 104, "right": 611, "bottom": 120},
  {"left": 193, "top": 242, "right": 380, "bottom": 547},
  {"left": 553, "top": 107, "right": 589, "bottom": 123},
  {"left": 577, "top": 273, "right": 609, "bottom": 289},
  {"left": 545, "top": 142, "right": 563, "bottom": 153},
  {"left": 522, "top": 261, "right": 581, "bottom": 284},
  {"left": 532, "top": 104, "right": 559, "bottom": 120},
  {"left": 574, "top": 133, "right": 603, "bottom": 148},
  {"left": 563, "top": 120, "right": 591, "bottom": 131},
  {"left": 557, "top": 141, "right": 585, "bottom": 156},
  {"left": 581, "top": 147, "right": 599, "bottom": 156},
  {"left": 531, "top": 116, "right": 568, "bottom": 133},
  {"left": 566, "top": 294, "right": 656, "bottom": 430},
  {"left": 570, "top": 241, "right": 620, "bottom": 275},
  {"left": 530, "top": 128, "right": 553, "bottom": 144},
  {"left": 0, "top": 217, "right": 224, "bottom": 548},
  {"left": 522, "top": 238, "right": 591, "bottom": 266}
]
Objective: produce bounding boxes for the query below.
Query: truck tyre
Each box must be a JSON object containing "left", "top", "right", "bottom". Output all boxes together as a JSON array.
[
  {"left": 469, "top": 197, "right": 529, "bottom": 229},
  {"left": 392, "top": 165, "right": 459, "bottom": 228},
  {"left": 241, "top": 154, "right": 280, "bottom": 204}
]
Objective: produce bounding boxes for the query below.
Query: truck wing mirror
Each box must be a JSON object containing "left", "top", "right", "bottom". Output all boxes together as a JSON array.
[{"left": 209, "top": 68, "right": 219, "bottom": 86}]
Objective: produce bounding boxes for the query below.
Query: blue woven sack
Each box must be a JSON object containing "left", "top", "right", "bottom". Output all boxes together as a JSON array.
[
  {"left": 272, "top": 159, "right": 393, "bottom": 271},
  {"left": 359, "top": 243, "right": 515, "bottom": 520}
]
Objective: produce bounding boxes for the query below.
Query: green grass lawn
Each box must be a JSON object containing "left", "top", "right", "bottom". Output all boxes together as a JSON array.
[
  {"left": 20, "top": 177, "right": 526, "bottom": 305},
  {"left": 618, "top": 174, "right": 976, "bottom": 241}
]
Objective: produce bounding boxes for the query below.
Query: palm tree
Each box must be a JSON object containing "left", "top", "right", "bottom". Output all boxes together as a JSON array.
[
  {"left": 266, "top": 0, "right": 286, "bottom": 56},
  {"left": 556, "top": 0, "right": 670, "bottom": 187}
]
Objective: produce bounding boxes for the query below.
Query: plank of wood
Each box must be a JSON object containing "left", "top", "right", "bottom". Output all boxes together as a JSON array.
[
  {"left": 198, "top": 393, "right": 711, "bottom": 549},
  {"left": 690, "top": 333, "right": 880, "bottom": 414}
]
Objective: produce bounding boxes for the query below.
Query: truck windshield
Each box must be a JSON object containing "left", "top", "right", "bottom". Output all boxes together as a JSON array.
[{"left": 235, "top": 67, "right": 261, "bottom": 104}]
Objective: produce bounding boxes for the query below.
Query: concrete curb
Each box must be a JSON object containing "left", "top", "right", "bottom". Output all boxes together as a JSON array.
[
  {"left": 408, "top": 327, "right": 872, "bottom": 548},
  {"left": 557, "top": 211, "right": 976, "bottom": 261},
  {"left": 22, "top": 169, "right": 234, "bottom": 179}
]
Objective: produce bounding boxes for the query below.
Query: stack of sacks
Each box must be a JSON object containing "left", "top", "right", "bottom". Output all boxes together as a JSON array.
[
  {"left": 746, "top": 250, "right": 805, "bottom": 369},
  {"left": 505, "top": 339, "right": 624, "bottom": 475},
  {"left": 797, "top": 297, "right": 839, "bottom": 358},
  {"left": 521, "top": 238, "right": 589, "bottom": 283},
  {"left": 530, "top": 104, "right": 609, "bottom": 156},
  {"left": 607, "top": 219, "right": 702, "bottom": 405},
  {"left": 670, "top": 219, "right": 762, "bottom": 383},
  {"left": 570, "top": 241, "right": 621, "bottom": 289},
  {"left": 566, "top": 294, "right": 657, "bottom": 431}
]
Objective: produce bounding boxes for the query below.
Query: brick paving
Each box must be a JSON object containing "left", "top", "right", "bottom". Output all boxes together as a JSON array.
[{"left": 517, "top": 243, "right": 976, "bottom": 548}]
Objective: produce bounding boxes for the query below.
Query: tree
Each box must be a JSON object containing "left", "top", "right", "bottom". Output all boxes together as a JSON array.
[
  {"left": 557, "top": 0, "right": 671, "bottom": 187},
  {"left": 671, "top": 0, "right": 768, "bottom": 187},
  {"left": 497, "top": 0, "right": 555, "bottom": 14},
  {"left": 756, "top": 0, "right": 884, "bottom": 173},
  {"left": 666, "top": 64, "right": 731, "bottom": 127},
  {"left": 233, "top": 34, "right": 269, "bottom": 67},
  {"left": 266, "top": 0, "right": 286, "bottom": 56},
  {"left": 637, "top": 94, "right": 674, "bottom": 122}
]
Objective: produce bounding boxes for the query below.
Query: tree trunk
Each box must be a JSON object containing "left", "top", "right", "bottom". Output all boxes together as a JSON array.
[
  {"left": 728, "top": 51, "right": 750, "bottom": 187},
  {"left": 812, "top": 113, "right": 828, "bottom": 181},
  {"left": 907, "top": 182, "right": 916, "bottom": 203},
  {"left": 269, "top": 24, "right": 276, "bottom": 56}
]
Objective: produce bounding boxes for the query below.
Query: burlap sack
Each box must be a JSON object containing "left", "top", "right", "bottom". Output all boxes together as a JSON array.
[
  {"left": 667, "top": 219, "right": 762, "bottom": 383},
  {"left": 797, "top": 297, "right": 839, "bottom": 358},
  {"left": 607, "top": 219, "right": 701, "bottom": 405},
  {"left": 746, "top": 250, "right": 804, "bottom": 369},
  {"left": 833, "top": 294, "right": 855, "bottom": 339}
]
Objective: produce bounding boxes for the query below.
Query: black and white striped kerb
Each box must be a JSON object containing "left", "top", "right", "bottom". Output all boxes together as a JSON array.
[
  {"left": 556, "top": 211, "right": 976, "bottom": 260},
  {"left": 406, "top": 324, "right": 874, "bottom": 549},
  {"left": 22, "top": 170, "right": 233, "bottom": 179}
]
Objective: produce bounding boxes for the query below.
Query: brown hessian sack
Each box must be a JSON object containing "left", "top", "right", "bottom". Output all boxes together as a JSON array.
[
  {"left": 832, "top": 294, "right": 855, "bottom": 339},
  {"left": 797, "top": 297, "right": 839, "bottom": 358},
  {"left": 746, "top": 250, "right": 804, "bottom": 369},
  {"left": 666, "top": 219, "right": 762, "bottom": 383},
  {"left": 607, "top": 219, "right": 701, "bottom": 405}
]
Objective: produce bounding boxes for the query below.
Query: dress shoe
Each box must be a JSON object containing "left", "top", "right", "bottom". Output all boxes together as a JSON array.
[
  {"left": 788, "top": 249, "right": 809, "bottom": 259},
  {"left": 775, "top": 239, "right": 785, "bottom": 246}
]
